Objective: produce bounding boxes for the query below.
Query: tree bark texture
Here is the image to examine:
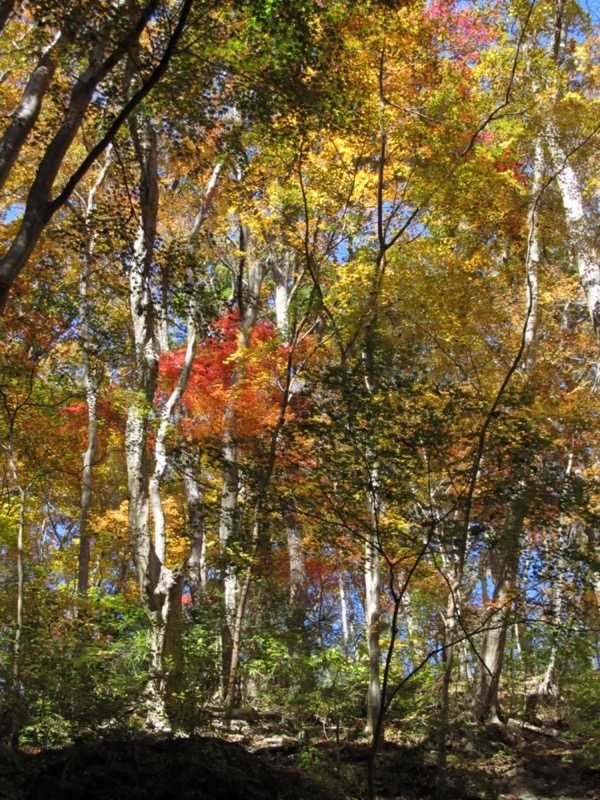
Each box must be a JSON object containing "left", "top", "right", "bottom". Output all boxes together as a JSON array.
[
  {"left": 0, "top": 28, "right": 65, "bottom": 191},
  {"left": 125, "top": 117, "right": 183, "bottom": 728},
  {"left": 545, "top": 125, "right": 600, "bottom": 342},
  {"left": 474, "top": 480, "right": 528, "bottom": 722},
  {"left": 8, "top": 453, "right": 25, "bottom": 748},
  {"left": 271, "top": 251, "right": 308, "bottom": 613},
  {"left": 77, "top": 148, "right": 112, "bottom": 596},
  {"left": 364, "top": 481, "right": 381, "bottom": 736},
  {"left": 181, "top": 444, "right": 207, "bottom": 606},
  {"left": 286, "top": 496, "right": 306, "bottom": 610}
]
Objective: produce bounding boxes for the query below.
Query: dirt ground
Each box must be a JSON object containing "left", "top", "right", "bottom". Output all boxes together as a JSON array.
[{"left": 0, "top": 718, "right": 598, "bottom": 799}]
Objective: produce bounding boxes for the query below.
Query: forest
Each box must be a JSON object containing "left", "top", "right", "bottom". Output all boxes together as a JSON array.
[{"left": 0, "top": 0, "right": 599, "bottom": 798}]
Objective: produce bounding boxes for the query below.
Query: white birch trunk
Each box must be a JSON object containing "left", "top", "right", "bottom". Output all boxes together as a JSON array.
[
  {"left": 271, "top": 251, "right": 308, "bottom": 611},
  {"left": 538, "top": 456, "right": 573, "bottom": 697},
  {"left": 181, "top": 445, "right": 206, "bottom": 605},
  {"left": 524, "top": 138, "right": 543, "bottom": 367},
  {"left": 77, "top": 384, "right": 98, "bottom": 596},
  {"left": 364, "top": 476, "right": 381, "bottom": 736},
  {"left": 6, "top": 451, "right": 25, "bottom": 747},
  {"left": 474, "top": 586, "right": 514, "bottom": 723},
  {"left": 148, "top": 280, "right": 197, "bottom": 564},
  {"left": 77, "top": 148, "right": 112, "bottom": 596},
  {"left": 538, "top": 539, "right": 567, "bottom": 697},
  {"left": 473, "top": 475, "right": 529, "bottom": 722},
  {"left": 219, "top": 414, "right": 240, "bottom": 634},
  {"left": 362, "top": 343, "right": 382, "bottom": 738},
  {"left": 145, "top": 264, "right": 197, "bottom": 710},
  {"left": 438, "top": 558, "right": 460, "bottom": 775},
  {"left": 545, "top": 124, "right": 600, "bottom": 340},
  {"left": 339, "top": 575, "right": 350, "bottom": 651},
  {"left": 272, "top": 250, "right": 294, "bottom": 340},
  {"left": 125, "top": 117, "right": 183, "bottom": 728},
  {"left": 286, "top": 497, "right": 306, "bottom": 607}
]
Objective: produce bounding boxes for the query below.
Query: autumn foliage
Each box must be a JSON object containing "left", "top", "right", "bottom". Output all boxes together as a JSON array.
[{"left": 0, "top": 0, "right": 599, "bottom": 772}]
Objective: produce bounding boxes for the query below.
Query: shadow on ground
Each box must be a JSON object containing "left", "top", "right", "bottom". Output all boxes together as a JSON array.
[
  {"left": 0, "top": 735, "right": 334, "bottom": 800},
  {"left": 0, "top": 724, "right": 598, "bottom": 799}
]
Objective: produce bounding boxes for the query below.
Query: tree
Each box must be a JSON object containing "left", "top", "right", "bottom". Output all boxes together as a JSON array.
[
  {"left": 0, "top": 3, "right": 599, "bottom": 784},
  {"left": 0, "top": 0, "right": 193, "bottom": 312}
]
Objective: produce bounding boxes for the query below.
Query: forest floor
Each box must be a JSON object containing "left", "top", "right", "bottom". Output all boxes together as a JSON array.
[{"left": 0, "top": 711, "right": 598, "bottom": 800}]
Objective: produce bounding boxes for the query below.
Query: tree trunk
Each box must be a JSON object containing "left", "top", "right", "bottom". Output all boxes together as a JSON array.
[
  {"left": 181, "top": 444, "right": 206, "bottom": 606},
  {"left": 178, "top": 161, "right": 222, "bottom": 608},
  {"left": 8, "top": 454, "right": 25, "bottom": 748},
  {"left": 339, "top": 574, "right": 350, "bottom": 652},
  {"left": 403, "top": 588, "right": 428, "bottom": 668},
  {"left": 225, "top": 508, "right": 260, "bottom": 708},
  {"left": 218, "top": 223, "right": 264, "bottom": 694},
  {"left": 474, "top": 477, "right": 528, "bottom": 722},
  {"left": 125, "top": 392, "right": 184, "bottom": 726},
  {"left": 365, "top": 534, "right": 381, "bottom": 736},
  {"left": 364, "top": 490, "right": 381, "bottom": 736},
  {"left": 539, "top": 456, "right": 573, "bottom": 697},
  {"left": 77, "top": 384, "right": 98, "bottom": 596},
  {"left": 77, "top": 148, "right": 112, "bottom": 596},
  {"left": 285, "top": 496, "right": 306, "bottom": 610},
  {"left": 0, "top": 0, "right": 193, "bottom": 313},
  {"left": 219, "top": 411, "right": 240, "bottom": 636},
  {"left": 125, "top": 116, "right": 185, "bottom": 728},
  {"left": 545, "top": 125, "right": 600, "bottom": 342},
  {"left": 126, "top": 115, "right": 222, "bottom": 723},
  {"left": 437, "top": 558, "right": 461, "bottom": 785},
  {"left": 222, "top": 296, "right": 297, "bottom": 708},
  {"left": 538, "top": 538, "right": 567, "bottom": 697},
  {"left": 0, "top": 0, "right": 157, "bottom": 303},
  {"left": 474, "top": 592, "right": 512, "bottom": 723},
  {"left": 272, "top": 249, "right": 295, "bottom": 339},
  {"left": 0, "top": 28, "right": 65, "bottom": 191},
  {"left": 271, "top": 249, "right": 308, "bottom": 615},
  {"left": 524, "top": 138, "right": 543, "bottom": 365},
  {"left": 472, "top": 136, "right": 543, "bottom": 721},
  {"left": 362, "top": 332, "right": 382, "bottom": 739},
  {"left": 145, "top": 233, "right": 200, "bottom": 718}
]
